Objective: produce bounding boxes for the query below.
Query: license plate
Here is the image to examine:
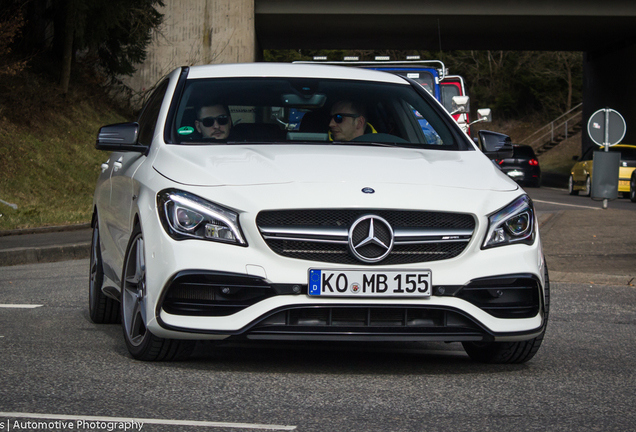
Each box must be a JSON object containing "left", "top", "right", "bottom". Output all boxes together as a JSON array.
[
  {"left": 619, "top": 180, "right": 629, "bottom": 187},
  {"left": 308, "top": 269, "right": 431, "bottom": 297},
  {"left": 506, "top": 170, "right": 524, "bottom": 178}
]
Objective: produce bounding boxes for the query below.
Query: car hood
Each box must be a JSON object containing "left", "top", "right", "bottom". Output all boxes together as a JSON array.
[{"left": 152, "top": 144, "right": 517, "bottom": 191}]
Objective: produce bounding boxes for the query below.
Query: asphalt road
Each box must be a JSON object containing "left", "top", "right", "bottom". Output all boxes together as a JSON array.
[
  {"left": 1, "top": 259, "right": 635, "bottom": 432},
  {"left": 526, "top": 185, "right": 636, "bottom": 212}
]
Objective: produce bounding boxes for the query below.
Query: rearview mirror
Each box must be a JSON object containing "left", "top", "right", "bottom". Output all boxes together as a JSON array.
[
  {"left": 478, "top": 130, "right": 513, "bottom": 159},
  {"left": 281, "top": 93, "right": 327, "bottom": 108}
]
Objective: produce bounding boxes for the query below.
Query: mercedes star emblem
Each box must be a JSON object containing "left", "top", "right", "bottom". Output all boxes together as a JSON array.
[{"left": 348, "top": 215, "right": 394, "bottom": 263}]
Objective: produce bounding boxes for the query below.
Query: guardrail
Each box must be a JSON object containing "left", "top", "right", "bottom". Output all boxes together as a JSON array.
[{"left": 520, "top": 103, "right": 583, "bottom": 148}]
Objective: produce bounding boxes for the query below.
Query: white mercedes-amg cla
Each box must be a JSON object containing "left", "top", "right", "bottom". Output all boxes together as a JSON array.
[{"left": 89, "top": 63, "right": 548, "bottom": 363}]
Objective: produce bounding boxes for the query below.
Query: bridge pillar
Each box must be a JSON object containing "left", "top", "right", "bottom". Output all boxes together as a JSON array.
[
  {"left": 582, "top": 43, "right": 636, "bottom": 154},
  {"left": 122, "top": 0, "right": 256, "bottom": 105}
]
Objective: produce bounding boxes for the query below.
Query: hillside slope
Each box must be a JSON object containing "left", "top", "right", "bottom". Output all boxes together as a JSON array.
[{"left": 0, "top": 69, "right": 129, "bottom": 230}]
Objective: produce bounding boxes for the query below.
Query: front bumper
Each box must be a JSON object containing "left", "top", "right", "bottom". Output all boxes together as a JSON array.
[
  {"left": 141, "top": 209, "right": 546, "bottom": 342},
  {"left": 155, "top": 270, "right": 546, "bottom": 343}
]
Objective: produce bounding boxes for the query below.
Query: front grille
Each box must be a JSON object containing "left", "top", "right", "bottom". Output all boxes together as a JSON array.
[
  {"left": 265, "top": 239, "right": 467, "bottom": 265},
  {"left": 257, "top": 209, "right": 475, "bottom": 264},
  {"left": 244, "top": 306, "right": 488, "bottom": 342},
  {"left": 257, "top": 209, "right": 475, "bottom": 229}
]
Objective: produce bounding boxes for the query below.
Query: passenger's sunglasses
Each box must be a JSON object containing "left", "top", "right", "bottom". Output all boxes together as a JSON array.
[
  {"left": 331, "top": 113, "right": 360, "bottom": 124},
  {"left": 199, "top": 115, "right": 230, "bottom": 127}
]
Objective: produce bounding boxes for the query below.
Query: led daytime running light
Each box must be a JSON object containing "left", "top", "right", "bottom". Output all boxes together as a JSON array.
[
  {"left": 158, "top": 190, "right": 246, "bottom": 245},
  {"left": 483, "top": 195, "right": 535, "bottom": 249}
]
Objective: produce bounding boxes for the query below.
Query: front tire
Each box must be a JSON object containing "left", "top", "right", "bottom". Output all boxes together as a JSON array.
[
  {"left": 568, "top": 175, "right": 578, "bottom": 195},
  {"left": 121, "top": 225, "right": 194, "bottom": 361},
  {"left": 462, "top": 263, "right": 550, "bottom": 364},
  {"left": 630, "top": 173, "right": 636, "bottom": 203},
  {"left": 583, "top": 175, "right": 592, "bottom": 197},
  {"left": 89, "top": 217, "right": 120, "bottom": 324}
]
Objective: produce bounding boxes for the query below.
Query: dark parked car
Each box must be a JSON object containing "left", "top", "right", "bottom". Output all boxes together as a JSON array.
[{"left": 496, "top": 145, "right": 541, "bottom": 187}]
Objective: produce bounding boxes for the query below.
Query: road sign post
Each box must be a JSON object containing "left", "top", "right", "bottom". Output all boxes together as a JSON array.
[{"left": 587, "top": 108, "right": 626, "bottom": 208}]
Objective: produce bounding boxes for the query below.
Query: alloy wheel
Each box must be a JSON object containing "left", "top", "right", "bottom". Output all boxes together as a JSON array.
[
  {"left": 122, "top": 234, "right": 147, "bottom": 347},
  {"left": 89, "top": 226, "right": 100, "bottom": 308}
]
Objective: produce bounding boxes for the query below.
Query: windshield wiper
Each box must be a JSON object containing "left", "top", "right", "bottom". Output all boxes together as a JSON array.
[{"left": 330, "top": 141, "right": 394, "bottom": 147}]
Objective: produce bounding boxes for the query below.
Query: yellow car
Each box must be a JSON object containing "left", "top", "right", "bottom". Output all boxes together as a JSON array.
[{"left": 569, "top": 144, "right": 636, "bottom": 197}]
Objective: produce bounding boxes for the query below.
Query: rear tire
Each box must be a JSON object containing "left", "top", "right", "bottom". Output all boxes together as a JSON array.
[
  {"left": 121, "top": 224, "right": 194, "bottom": 361},
  {"left": 462, "top": 263, "right": 550, "bottom": 364},
  {"left": 89, "top": 217, "right": 120, "bottom": 324},
  {"left": 568, "top": 175, "right": 578, "bottom": 195}
]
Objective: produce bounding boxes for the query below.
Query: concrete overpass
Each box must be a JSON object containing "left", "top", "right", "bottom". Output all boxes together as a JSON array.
[
  {"left": 255, "top": 0, "right": 635, "bottom": 52},
  {"left": 126, "top": 0, "right": 636, "bottom": 150}
]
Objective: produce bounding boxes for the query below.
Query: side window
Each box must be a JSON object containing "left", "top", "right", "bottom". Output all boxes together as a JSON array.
[
  {"left": 138, "top": 80, "right": 170, "bottom": 146},
  {"left": 409, "top": 104, "right": 443, "bottom": 144}
]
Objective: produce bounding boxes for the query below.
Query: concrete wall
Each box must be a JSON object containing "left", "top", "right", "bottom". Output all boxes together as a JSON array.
[{"left": 122, "top": 0, "right": 255, "bottom": 103}]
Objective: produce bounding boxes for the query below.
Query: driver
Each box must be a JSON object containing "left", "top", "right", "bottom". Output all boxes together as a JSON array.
[
  {"left": 329, "top": 100, "right": 368, "bottom": 141},
  {"left": 195, "top": 103, "right": 232, "bottom": 139}
]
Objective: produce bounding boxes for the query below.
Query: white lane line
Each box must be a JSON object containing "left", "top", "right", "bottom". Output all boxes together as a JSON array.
[
  {"left": 0, "top": 412, "right": 297, "bottom": 430},
  {"left": 541, "top": 187, "right": 568, "bottom": 191},
  {"left": 0, "top": 304, "right": 43, "bottom": 308},
  {"left": 533, "top": 199, "right": 601, "bottom": 210}
]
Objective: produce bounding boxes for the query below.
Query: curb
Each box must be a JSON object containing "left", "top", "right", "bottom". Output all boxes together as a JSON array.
[
  {"left": 550, "top": 271, "right": 636, "bottom": 287},
  {"left": 0, "top": 223, "right": 91, "bottom": 237},
  {"left": 0, "top": 243, "right": 91, "bottom": 267}
]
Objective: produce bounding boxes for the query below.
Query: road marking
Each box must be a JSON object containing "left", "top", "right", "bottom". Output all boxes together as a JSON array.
[
  {"left": 0, "top": 412, "right": 297, "bottom": 430},
  {"left": 0, "top": 304, "right": 43, "bottom": 308},
  {"left": 541, "top": 187, "right": 568, "bottom": 191},
  {"left": 533, "top": 199, "right": 601, "bottom": 210}
]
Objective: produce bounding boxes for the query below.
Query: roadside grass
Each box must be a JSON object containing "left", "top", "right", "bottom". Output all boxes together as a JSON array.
[
  {"left": 0, "top": 66, "right": 129, "bottom": 230},
  {"left": 538, "top": 135, "right": 581, "bottom": 176}
]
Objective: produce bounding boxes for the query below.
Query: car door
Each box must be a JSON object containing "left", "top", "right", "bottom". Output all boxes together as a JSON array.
[
  {"left": 573, "top": 147, "right": 594, "bottom": 182},
  {"left": 108, "top": 80, "right": 170, "bottom": 277}
]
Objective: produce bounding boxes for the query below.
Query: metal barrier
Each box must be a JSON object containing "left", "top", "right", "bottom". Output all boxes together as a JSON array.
[{"left": 519, "top": 103, "right": 583, "bottom": 149}]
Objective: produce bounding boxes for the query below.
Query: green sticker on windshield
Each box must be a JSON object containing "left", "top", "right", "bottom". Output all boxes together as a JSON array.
[{"left": 178, "top": 126, "right": 194, "bottom": 135}]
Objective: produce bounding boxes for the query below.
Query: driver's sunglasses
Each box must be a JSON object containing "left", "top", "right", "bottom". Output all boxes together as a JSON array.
[
  {"left": 199, "top": 115, "right": 229, "bottom": 127},
  {"left": 331, "top": 113, "right": 360, "bottom": 124}
]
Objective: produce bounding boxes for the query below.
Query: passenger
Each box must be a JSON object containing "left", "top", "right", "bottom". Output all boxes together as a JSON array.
[
  {"left": 195, "top": 104, "right": 232, "bottom": 139},
  {"left": 329, "top": 100, "right": 375, "bottom": 141}
]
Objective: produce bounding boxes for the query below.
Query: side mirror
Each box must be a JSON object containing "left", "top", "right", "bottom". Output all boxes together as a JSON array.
[
  {"left": 95, "top": 122, "right": 146, "bottom": 152},
  {"left": 450, "top": 96, "right": 470, "bottom": 115},
  {"left": 479, "top": 130, "right": 513, "bottom": 159},
  {"left": 468, "top": 108, "right": 492, "bottom": 126},
  {"left": 477, "top": 108, "right": 492, "bottom": 123}
]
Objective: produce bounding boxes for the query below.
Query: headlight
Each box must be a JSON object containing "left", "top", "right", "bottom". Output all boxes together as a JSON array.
[
  {"left": 157, "top": 189, "right": 247, "bottom": 246},
  {"left": 482, "top": 195, "right": 535, "bottom": 249}
]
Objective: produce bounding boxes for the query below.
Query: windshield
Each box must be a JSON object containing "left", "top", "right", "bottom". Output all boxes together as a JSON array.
[
  {"left": 613, "top": 146, "right": 636, "bottom": 160},
  {"left": 440, "top": 84, "right": 460, "bottom": 112},
  {"left": 170, "top": 77, "right": 460, "bottom": 149}
]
